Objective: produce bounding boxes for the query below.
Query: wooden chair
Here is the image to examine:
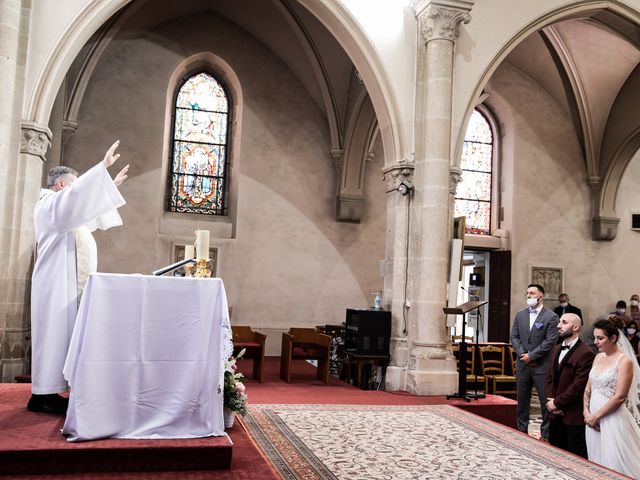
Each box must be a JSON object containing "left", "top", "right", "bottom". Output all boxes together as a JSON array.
[
  {"left": 492, "top": 346, "right": 517, "bottom": 398},
  {"left": 280, "top": 328, "right": 331, "bottom": 383},
  {"left": 232, "top": 326, "right": 266, "bottom": 383},
  {"left": 479, "top": 346, "right": 505, "bottom": 394},
  {"left": 452, "top": 335, "right": 474, "bottom": 343},
  {"left": 452, "top": 343, "right": 485, "bottom": 393}
]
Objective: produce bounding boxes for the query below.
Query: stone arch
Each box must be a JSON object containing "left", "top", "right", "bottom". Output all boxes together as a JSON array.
[
  {"left": 24, "top": 0, "right": 405, "bottom": 169},
  {"left": 453, "top": 0, "right": 640, "bottom": 240},
  {"left": 335, "top": 90, "right": 378, "bottom": 222}
]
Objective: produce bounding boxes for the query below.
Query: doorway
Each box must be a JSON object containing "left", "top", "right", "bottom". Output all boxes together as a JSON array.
[{"left": 452, "top": 249, "right": 511, "bottom": 343}]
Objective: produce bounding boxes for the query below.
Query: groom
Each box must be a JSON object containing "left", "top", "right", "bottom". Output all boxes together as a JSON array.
[
  {"left": 545, "top": 313, "right": 595, "bottom": 458},
  {"left": 511, "top": 284, "right": 559, "bottom": 441}
]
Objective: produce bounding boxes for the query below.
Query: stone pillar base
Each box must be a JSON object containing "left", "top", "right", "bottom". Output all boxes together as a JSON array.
[
  {"left": 405, "top": 358, "right": 458, "bottom": 395},
  {"left": 385, "top": 365, "right": 407, "bottom": 391},
  {"left": 389, "top": 338, "right": 408, "bottom": 366},
  {"left": 1, "top": 358, "right": 29, "bottom": 383}
]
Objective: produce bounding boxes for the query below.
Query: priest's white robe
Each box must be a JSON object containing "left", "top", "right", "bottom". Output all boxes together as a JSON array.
[{"left": 31, "top": 163, "right": 126, "bottom": 394}]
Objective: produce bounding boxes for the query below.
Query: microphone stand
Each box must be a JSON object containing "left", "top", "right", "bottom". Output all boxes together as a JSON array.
[
  {"left": 462, "top": 285, "right": 485, "bottom": 400},
  {"left": 152, "top": 258, "right": 195, "bottom": 276}
]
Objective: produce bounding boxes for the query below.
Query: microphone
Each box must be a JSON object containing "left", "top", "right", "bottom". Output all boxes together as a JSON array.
[{"left": 461, "top": 285, "right": 477, "bottom": 298}]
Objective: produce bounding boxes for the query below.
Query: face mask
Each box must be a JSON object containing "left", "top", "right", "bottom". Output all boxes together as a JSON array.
[
  {"left": 631, "top": 301, "right": 639, "bottom": 307},
  {"left": 559, "top": 302, "right": 568, "bottom": 308},
  {"left": 618, "top": 308, "right": 626, "bottom": 315},
  {"left": 628, "top": 329, "right": 637, "bottom": 335},
  {"left": 527, "top": 297, "right": 539, "bottom": 307}
]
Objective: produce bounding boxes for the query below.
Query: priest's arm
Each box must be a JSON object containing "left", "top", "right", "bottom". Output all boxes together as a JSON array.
[{"left": 38, "top": 141, "right": 129, "bottom": 233}]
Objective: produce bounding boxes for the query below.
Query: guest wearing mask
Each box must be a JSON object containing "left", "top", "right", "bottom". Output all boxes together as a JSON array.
[
  {"left": 630, "top": 295, "right": 640, "bottom": 324},
  {"left": 554, "top": 293, "right": 583, "bottom": 321},
  {"left": 511, "top": 284, "right": 559, "bottom": 441},
  {"left": 624, "top": 321, "right": 640, "bottom": 363},
  {"left": 610, "top": 300, "right": 632, "bottom": 327}
]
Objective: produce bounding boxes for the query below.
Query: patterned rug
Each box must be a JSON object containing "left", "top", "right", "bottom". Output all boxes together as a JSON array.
[{"left": 242, "top": 404, "right": 628, "bottom": 480}]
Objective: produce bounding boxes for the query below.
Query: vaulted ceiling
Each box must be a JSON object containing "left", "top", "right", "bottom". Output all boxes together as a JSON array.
[
  {"left": 61, "top": 0, "right": 377, "bottom": 222},
  {"left": 500, "top": 12, "right": 640, "bottom": 239}
]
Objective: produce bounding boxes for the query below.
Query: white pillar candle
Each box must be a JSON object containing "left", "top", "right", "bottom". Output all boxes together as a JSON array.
[
  {"left": 184, "top": 245, "right": 194, "bottom": 260},
  {"left": 195, "top": 230, "right": 210, "bottom": 260}
]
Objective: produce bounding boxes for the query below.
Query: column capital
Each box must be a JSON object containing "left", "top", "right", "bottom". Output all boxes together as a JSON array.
[
  {"left": 63, "top": 120, "right": 79, "bottom": 145},
  {"left": 592, "top": 215, "right": 619, "bottom": 241},
  {"left": 449, "top": 166, "right": 462, "bottom": 195},
  {"left": 414, "top": 0, "right": 473, "bottom": 43},
  {"left": 381, "top": 159, "right": 415, "bottom": 193},
  {"left": 20, "top": 121, "right": 52, "bottom": 161},
  {"left": 329, "top": 148, "right": 344, "bottom": 167}
]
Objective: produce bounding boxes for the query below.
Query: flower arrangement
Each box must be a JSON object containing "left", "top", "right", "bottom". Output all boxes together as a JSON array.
[{"left": 224, "top": 348, "right": 248, "bottom": 416}]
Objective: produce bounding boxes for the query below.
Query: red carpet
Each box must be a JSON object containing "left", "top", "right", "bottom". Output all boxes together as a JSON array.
[
  {"left": 0, "top": 357, "right": 515, "bottom": 478},
  {"left": 0, "top": 384, "right": 277, "bottom": 479}
]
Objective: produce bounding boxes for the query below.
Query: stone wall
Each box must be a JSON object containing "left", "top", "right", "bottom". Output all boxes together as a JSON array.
[{"left": 63, "top": 11, "right": 387, "bottom": 353}]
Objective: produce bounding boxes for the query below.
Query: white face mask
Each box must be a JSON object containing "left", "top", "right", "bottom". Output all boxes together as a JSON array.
[
  {"left": 559, "top": 302, "right": 568, "bottom": 308},
  {"left": 628, "top": 329, "right": 637, "bottom": 335},
  {"left": 618, "top": 308, "right": 626, "bottom": 315},
  {"left": 631, "top": 300, "right": 639, "bottom": 307},
  {"left": 527, "top": 297, "right": 539, "bottom": 308}
]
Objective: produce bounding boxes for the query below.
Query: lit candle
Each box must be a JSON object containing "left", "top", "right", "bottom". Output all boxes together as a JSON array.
[
  {"left": 184, "top": 245, "right": 194, "bottom": 260},
  {"left": 195, "top": 230, "right": 210, "bottom": 260}
]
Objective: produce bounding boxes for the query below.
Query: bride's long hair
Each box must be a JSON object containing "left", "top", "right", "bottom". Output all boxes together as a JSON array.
[{"left": 594, "top": 315, "right": 640, "bottom": 422}]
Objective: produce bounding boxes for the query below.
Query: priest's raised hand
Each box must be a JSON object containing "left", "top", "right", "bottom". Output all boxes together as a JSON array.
[{"left": 102, "top": 140, "right": 129, "bottom": 187}]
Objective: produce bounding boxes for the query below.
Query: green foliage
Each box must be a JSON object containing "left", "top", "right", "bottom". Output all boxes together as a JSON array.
[{"left": 223, "top": 348, "right": 248, "bottom": 416}]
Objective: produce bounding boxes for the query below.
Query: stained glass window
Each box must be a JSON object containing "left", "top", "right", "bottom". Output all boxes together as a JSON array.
[
  {"left": 167, "top": 72, "right": 230, "bottom": 215},
  {"left": 454, "top": 109, "right": 493, "bottom": 235}
]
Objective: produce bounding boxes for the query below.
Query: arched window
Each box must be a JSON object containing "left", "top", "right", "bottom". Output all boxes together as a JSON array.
[
  {"left": 167, "top": 72, "right": 230, "bottom": 215},
  {"left": 454, "top": 108, "right": 494, "bottom": 235}
]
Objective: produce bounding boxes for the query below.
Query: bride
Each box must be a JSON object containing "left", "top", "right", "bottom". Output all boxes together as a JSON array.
[{"left": 584, "top": 316, "right": 640, "bottom": 478}]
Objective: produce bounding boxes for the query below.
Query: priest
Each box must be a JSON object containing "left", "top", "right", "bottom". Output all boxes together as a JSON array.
[{"left": 29, "top": 141, "right": 129, "bottom": 414}]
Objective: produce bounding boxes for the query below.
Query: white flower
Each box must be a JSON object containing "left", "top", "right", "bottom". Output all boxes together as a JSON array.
[{"left": 235, "top": 382, "right": 246, "bottom": 393}]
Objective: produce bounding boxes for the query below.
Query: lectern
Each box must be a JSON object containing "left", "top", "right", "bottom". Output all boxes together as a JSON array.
[{"left": 444, "top": 300, "right": 488, "bottom": 402}]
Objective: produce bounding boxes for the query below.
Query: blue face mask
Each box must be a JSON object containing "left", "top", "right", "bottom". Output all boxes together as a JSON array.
[{"left": 618, "top": 308, "right": 626, "bottom": 315}]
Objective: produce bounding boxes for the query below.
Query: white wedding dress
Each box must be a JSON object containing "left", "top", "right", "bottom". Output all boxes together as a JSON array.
[{"left": 586, "top": 353, "right": 640, "bottom": 478}]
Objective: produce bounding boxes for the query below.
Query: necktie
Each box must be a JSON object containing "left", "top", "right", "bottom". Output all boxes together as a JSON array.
[
  {"left": 561, "top": 345, "right": 570, "bottom": 350},
  {"left": 529, "top": 308, "right": 537, "bottom": 314}
]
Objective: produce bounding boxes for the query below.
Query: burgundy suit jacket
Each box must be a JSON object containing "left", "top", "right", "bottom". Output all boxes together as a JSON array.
[{"left": 545, "top": 339, "right": 595, "bottom": 425}]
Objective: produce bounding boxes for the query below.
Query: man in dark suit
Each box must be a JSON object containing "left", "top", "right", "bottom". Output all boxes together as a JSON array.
[
  {"left": 510, "top": 284, "right": 559, "bottom": 441},
  {"left": 553, "top": 293, "right": 582, "bottom": 321},
  {"left": 545, "top": 313, "right": 595, "bottom": 458}
]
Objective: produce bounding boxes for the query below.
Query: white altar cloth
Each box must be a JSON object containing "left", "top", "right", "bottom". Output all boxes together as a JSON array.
[{"left": 62, "top": 273, "right": 232, "bottom": 442}]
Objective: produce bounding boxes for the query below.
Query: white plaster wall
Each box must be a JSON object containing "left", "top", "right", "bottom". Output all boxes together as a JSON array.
[
  {"left": 23, "top": 0, "right": 417, "bottom": 164},
  {"left": 63, "top": 12, "right": 386, "bottom": 341},
  {"left": 23, "top": 0, "right": 640, "bottom": 161},
  {"left": 492, "top": 62, "right": 640, "bottom": 330}
]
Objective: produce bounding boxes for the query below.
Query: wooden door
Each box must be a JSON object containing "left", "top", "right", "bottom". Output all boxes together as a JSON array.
[{"left": 488, "top": 250, "right": 511, "bottom": 342}]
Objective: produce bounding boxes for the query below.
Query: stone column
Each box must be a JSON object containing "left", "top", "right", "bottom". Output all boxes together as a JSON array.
[
  {"left": 0, "top": 0, "right": 22, "bottom": 226},
  {"left": 0, "top": 122, "right": 51, "bottom": 382},
  {"left": 405, "top": 0, "right": 472, "bottom": 395},
  {"left": 0, "top": 0, "right": 27, "bottom": 380},
  {"left": 381, "top": 160, "right": 414, "bottom": 390}
]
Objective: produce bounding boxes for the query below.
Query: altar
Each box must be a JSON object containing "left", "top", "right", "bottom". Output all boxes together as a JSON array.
[{"left": 62, "top": 273, "right": 232, "bottom": 442}]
